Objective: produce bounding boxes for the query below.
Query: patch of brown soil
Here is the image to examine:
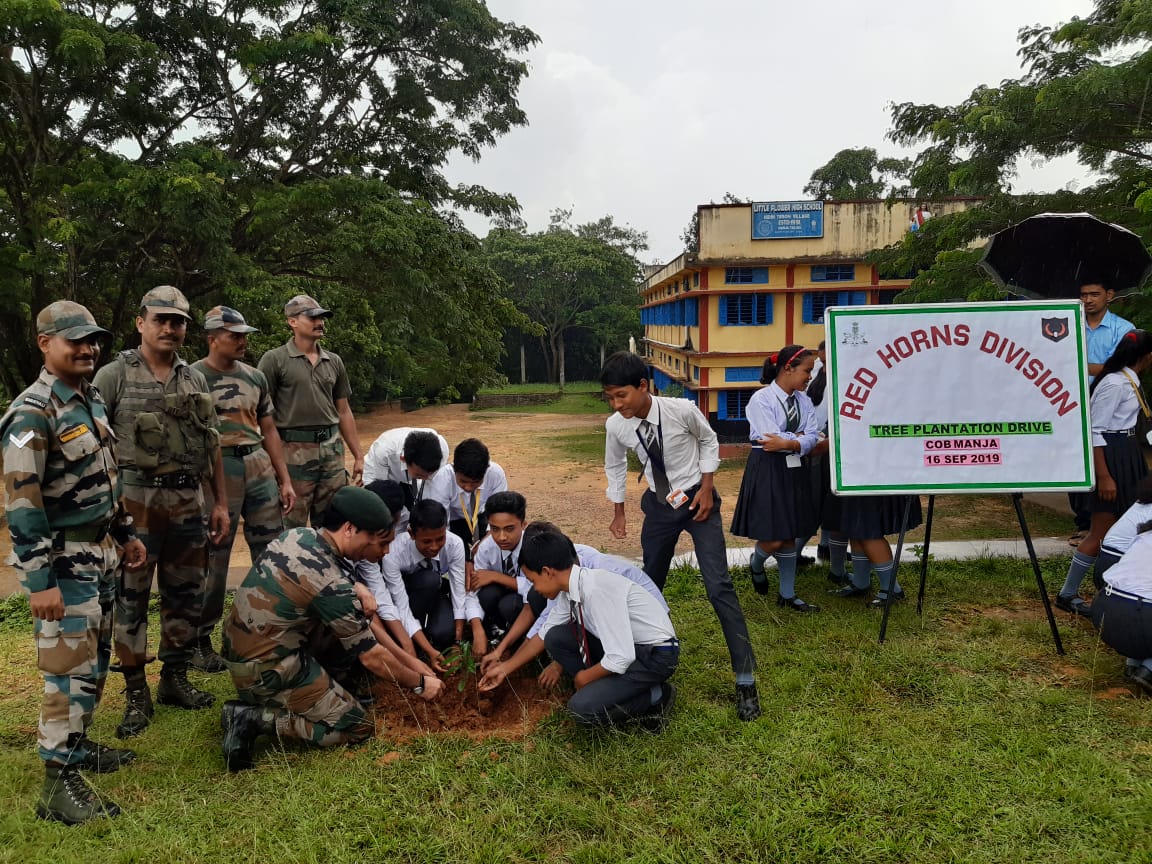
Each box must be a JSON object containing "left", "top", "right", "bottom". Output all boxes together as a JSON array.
[
  {"left": 1095, "top": 686, "right": 1136, "bottom": 700},
  {"left": 371, "top": 671, "right": 563, "bottom": 742}
]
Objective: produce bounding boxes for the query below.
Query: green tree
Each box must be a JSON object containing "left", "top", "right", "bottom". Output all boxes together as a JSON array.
[
  {"left": 873, "top": 0, "right": 1152, "bottom": 309},
  {"left": 0, "top": 0, "right": 537, "bottom": 398},
  {"left": 486, "top": 214, "right": 642, "bottom": 387},
  {"left": 803, "top": 147, "right": 912, "bottom": 200}
]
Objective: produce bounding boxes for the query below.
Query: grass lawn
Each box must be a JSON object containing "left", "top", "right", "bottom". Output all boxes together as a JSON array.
[
  {"left": 477, "top": 381, "right": 603, "bottom": 394},
  {"left": 0, "top": 558, "right": 1149, "bottom": 862},
  {"left": 476, "top": 393, "right": 611, "bottom": 415}
]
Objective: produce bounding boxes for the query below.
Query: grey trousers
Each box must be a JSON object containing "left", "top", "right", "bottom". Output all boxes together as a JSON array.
[
  {"left": 639, "top": 488, "right": 756, "bottom": 678},
  {"left": 545, "top": 625, "right": 678, "bottom": 727}
]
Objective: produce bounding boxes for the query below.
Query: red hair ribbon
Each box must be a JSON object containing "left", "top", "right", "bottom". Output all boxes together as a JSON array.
[{"left": 769, "top": 351, "right": 780, "bottom": 364}]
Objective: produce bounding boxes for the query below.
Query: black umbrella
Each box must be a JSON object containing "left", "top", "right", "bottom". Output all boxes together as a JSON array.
[{"left": 979, "top": 212, "right": 1152, "bottom": 299}]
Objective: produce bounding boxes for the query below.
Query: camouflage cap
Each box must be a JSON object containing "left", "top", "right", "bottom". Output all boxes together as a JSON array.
[
  {"left": 203, "top": 305, "right": 258, "bottom": 333},
  {"left": 36, "top": 301, "right": 111, "bottom": 340},
  {"left": 283, "top": 294, "right": 332, "bottom": 319},
  {"left": 140, "top": 285, "right": 193, "bottom": 320},
  {"left": 329, "top": 486, "right": 394, "bottom": 533}
]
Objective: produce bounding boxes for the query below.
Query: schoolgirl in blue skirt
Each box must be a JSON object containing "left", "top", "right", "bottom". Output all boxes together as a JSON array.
[
  {"left": 1058, "top": 330, "right": 1152, "bottom": 617},
  {"left": 730, "top": 345, "right": 821, "bottom": 612}
]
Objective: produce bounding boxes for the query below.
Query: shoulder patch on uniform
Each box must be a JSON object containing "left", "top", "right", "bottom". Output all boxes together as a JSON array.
[
  {"left": 8, "top": 429, "right": 35, "bottom": 449},
  {"left": 59, "top": 423, "right": 90, "bottom": 443},
  {"left": 22, "top": 394, "right": 48, "bottom": 409}
]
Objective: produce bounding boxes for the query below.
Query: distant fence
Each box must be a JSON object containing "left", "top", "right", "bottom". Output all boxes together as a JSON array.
[{"left": 471, "top": 392, "right": 561, "bottom": 409}]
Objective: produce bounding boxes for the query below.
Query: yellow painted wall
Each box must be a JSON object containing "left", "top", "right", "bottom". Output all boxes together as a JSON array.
[{"left": 698, "top": 199, "right": 976, "bottom": 262}]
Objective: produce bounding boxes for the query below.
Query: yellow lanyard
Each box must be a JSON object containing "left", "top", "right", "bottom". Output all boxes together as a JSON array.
[
  {"left": 459, "top": 490, "right": 481, "bottom": 534},
  {"left": 1121, "top": 370, "right": 1151, "bottom": 420}
]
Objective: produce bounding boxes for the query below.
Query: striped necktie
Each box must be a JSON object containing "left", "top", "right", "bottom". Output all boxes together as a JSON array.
[{"left": 784, "top": 394, "right": 799, "bottom": 432}]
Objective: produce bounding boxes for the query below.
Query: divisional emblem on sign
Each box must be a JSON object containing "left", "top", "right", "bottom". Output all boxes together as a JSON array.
[
  {"left": 1041, "top": 317, "right": 1069, "bottom": 343},
  {"left": 841, "top": 322, "right": 868, "bottom": 346}
]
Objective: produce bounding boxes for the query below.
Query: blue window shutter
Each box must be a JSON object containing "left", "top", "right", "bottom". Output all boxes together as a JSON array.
[
  {"left": 685, "top": 297, "right": 699, "bottom": 326},
  {"left": 852, "top": 290, "right": 866, "bottom": 305},
  {"left": 803, "top": 293, "right": 814, "bottom": 323},
  {"left": 719, "top": 295, "right": 728, "bottom": 325}
]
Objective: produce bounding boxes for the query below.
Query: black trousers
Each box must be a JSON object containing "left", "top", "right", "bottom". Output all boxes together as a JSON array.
[
  {"left": 639, "top": 488, "right": 755, "bottom": 678},
  {"left": 402, "top": 566, "right": 455, "bottom": 649}
]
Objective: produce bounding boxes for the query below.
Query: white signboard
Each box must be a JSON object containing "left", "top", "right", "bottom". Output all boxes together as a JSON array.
[{"left": 827, "top": 301, "right": 1092, "bottom": 495}]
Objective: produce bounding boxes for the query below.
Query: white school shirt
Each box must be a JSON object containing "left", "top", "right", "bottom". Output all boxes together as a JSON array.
[
  {"left": 362, "top": 427, "right": 450, "bottom": 486},
  {"left": 378, "top": 531, "right": 480, "bottom": 634},
  {"left": 1102, "top": 501, "right": 1152, "bottom": 556},
  {"left": 527, "top": 545, "right": 669, "bottom": 640},
  {"left": 810, "top": 358, "right": 829, "bottom": 431},
  {"left": 1102, "top": 530, "right": 1152, "bottom": 599},
  {"left": 1089, "top": 368, "right": 1144, "bottom": 447},
  {"left": 537, "top": 566, "right": 676, "bottom": 674},
  {"left": 605, "top": 396, "right": 720, "bottom": 503},
  {"left": 744, "top": 381, "right": 820, "bottom": 455},
  {"left": 424, "top": 461, "right": 509, "bottom": 523},
  {"left": 473, "top": 534, "right": 531, "bottom": 616},
  {"left": 351, "top": 559, "right": 401, "bottom": 626}
]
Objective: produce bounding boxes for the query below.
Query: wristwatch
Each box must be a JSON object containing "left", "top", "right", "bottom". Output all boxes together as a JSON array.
[{"left": 412, "top": 674, "right": 425, "bottom": 695}]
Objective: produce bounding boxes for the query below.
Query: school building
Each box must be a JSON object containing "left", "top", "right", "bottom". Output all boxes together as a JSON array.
[{"left": 640, "top": 198, "right": 978, "bottom": 438}]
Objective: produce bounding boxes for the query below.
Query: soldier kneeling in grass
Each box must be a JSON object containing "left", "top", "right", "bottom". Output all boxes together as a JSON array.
[{"left": 219, "top": 486, "right": 442, "bottom": 771}]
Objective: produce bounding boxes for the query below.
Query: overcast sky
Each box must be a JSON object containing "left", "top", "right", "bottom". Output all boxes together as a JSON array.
[{"left": 446, "top": 0, "right": 1097, "bottom": 263}]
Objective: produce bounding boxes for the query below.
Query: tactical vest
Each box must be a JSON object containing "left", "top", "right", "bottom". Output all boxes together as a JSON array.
[{"left": 116, "top": 351, "right": 219, "bottom": 477}]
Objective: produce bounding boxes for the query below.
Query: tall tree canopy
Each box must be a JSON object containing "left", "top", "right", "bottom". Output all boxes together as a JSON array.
[
  {"left": 0, "top": 0, "right": 536, "bottom": 400},
  {"left": 872, "top": 0, "right": 1152, "bottom": 316},
  {"left": 485, "top": 212, "right": 644, "bottom": 386},
  {"left": 802, "top": 147, "right": 911, "bottom": 200}
]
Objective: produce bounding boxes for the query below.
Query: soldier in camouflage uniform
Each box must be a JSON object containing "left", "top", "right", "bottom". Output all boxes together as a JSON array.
[
  {"left": 220, "top": 485, "right": 442, "bottom": 771},
  {"left": 1, "top": 301, "right": 148, "bottom": 824},
  {"left": 191, "top": 306, "right": 296, "bottom": 673},
  {"left": 92, "top": 286, "right": 230, "bottom": 737},
  {"left": 257, "top": 294, "right": 364, "bottom": 530}
]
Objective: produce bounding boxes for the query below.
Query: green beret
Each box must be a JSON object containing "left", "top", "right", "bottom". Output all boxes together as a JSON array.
[{"left": 329, "top": 486, "right": 393, "bottom": 532}]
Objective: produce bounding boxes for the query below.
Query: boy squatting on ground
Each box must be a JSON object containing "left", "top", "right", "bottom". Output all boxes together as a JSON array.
[{"left": 498, "top": 529, "right": 679, "bottom": 730}]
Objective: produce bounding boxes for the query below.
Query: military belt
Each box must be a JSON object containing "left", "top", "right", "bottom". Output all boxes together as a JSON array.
[
  {"left": 54, "top": 521, "right": 112, "bottom": 545},
  {"left": 278, "top": 425, "right": 338, "bottom": 443},
  {"left": 122, "top": 468, "right": 201, "bottom": 489},
  {"left": 221, "top": 444, "right": 260, "bottom": 458}
]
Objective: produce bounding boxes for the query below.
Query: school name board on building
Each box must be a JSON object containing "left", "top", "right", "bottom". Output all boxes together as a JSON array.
[
  {"left": 751, "top": 201, "right": 824, "bottom": 239},
  {"left": 826, "top": 301, "right": 1092, "bottom": 495}
]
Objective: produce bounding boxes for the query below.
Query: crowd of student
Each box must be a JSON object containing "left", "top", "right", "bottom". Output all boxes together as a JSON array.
[{"left": 7, "top": 277, "right": 1152, "bottom": 826}]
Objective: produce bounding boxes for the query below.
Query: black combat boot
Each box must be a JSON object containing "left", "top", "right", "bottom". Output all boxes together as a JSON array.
[
  {"left": 157, "top": 664, "right": 216, "bottom": 709},
  {"left": 190, "top": 635, "right": 228, "bottom": 673},
  {"left": 116, "top": 670, "right": 154, "bottom": 738},
  {"left": 221, "top": 700, "right": 275, "bottom": 772},
  {"left": 70, "top": 732, "right": 136, "bottom": 773},
  {"left": 36, "top": 764, "right": 120, "bottom": 824}
]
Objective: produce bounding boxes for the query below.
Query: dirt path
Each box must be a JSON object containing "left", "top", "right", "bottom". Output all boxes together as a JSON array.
[{"left": 1, "top": 402, "right": 735, "bottom": 594}]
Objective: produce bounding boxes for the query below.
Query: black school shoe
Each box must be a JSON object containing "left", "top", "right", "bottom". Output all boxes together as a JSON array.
[
  {"left": 637, "top": 683, "right": 677, "bottom": 733},
  {"left": 868, "top": 590, "right": 906, "bottom": 609},
  {"left": 735, "top": 683, "right": 761, "bottom": 721}
]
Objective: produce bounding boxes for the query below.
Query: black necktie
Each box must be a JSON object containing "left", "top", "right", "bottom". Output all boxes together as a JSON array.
[
  {"left": 638, "top": 419, "right": 672, "bottom": 499},
  {"left": 502, "top": 554, "right": 515, "bottom": 576}
]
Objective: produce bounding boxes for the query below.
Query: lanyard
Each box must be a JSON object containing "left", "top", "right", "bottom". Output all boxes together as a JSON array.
[
  {"left": 459, "top": 489, "right": 481, "bottom": 534},
  {"left": 1121, "top": 369, "right": 1151, "bottom": 420}
]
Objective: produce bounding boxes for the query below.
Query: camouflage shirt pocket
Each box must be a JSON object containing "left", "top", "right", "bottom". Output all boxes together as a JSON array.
[
  {"left": 58, "top": 428, "right": 102, "bottom": 462},
  {"left": 35, "top": 615, "right": 93, "bottom": 676}
]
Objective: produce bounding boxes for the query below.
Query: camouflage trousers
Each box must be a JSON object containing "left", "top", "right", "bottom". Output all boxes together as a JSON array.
[
  {"left": 283, "top": 438, "right": 347, "bottom": 530},
  {"left": 229, "top": 649, "right": 372, "bottom": 748},
  {"left": 34, "top": 536, "right": 118, "bottom": 765},
  {"left": 202, "top": 449, "right": 284, "bottom": 639},
  {"left": 118, "top": 485, "right": 208, "bottom": 669}
]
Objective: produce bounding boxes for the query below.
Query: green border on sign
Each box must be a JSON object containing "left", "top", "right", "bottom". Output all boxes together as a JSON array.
[{"left": 827, "top": 301, "right": 1092, "bottom": 495}]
